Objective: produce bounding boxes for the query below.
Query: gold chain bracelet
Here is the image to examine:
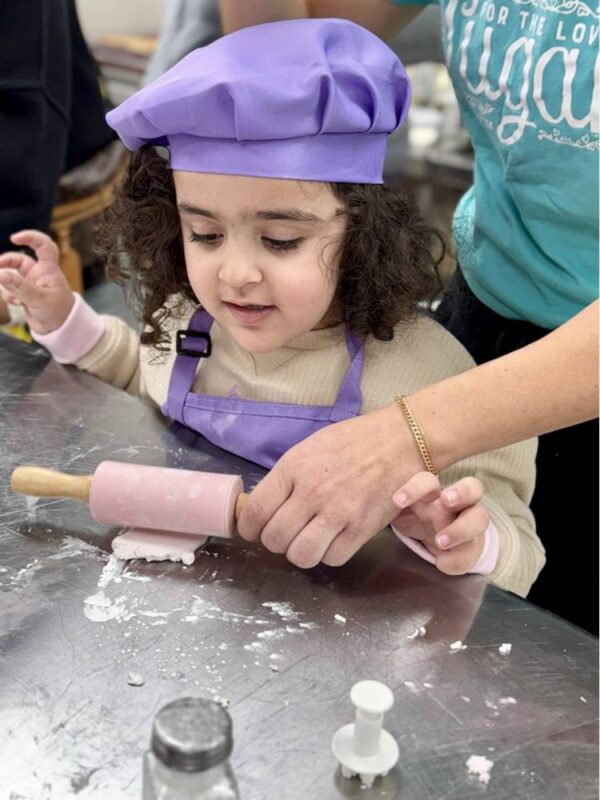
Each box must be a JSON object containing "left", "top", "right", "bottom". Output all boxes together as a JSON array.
[{"left": 394, "top": 395, "right": 438, "bottom": 477}]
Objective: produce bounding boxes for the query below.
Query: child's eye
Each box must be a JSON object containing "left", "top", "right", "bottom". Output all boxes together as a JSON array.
[
  {"left": 189, "top": 232, "right": 222, "bottom": 245},
  {"left": 263, "top": 237, "right": 303, "bottom": 251}
]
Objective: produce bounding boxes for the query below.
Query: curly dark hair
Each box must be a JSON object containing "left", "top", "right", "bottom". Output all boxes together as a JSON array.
[{"left": 96, "top": 146, "right": 442, "bottom": 350}]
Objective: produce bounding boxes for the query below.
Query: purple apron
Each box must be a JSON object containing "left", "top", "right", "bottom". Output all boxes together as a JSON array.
[{"left": 162, "top": 309, "right": 365, "bottom": 469}]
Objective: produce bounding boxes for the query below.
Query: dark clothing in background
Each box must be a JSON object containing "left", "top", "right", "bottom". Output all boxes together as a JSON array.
[{"left": 0, "top": 0, "right": 114, "bottom": 250}]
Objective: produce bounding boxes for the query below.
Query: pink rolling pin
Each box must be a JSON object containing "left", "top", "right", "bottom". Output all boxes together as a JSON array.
[{"left": 11, "top": 462, "right": 248, "bottom": 564}]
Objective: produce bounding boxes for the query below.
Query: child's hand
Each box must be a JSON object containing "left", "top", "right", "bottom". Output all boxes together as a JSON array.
[
  {"left": 392, "top": 472, "right": 489, "bottom": 575},
  {"left": 0, "top": 230, "right": 74, "bottom": 335}
]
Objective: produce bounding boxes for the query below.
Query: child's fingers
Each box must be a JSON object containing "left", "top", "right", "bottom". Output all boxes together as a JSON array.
[
  {"left": 0, "top": 268, "right": 46, "bottom": 307},
  {"left": 391, "top": 509, "right": 430, "bottom": 541},
  {"left": 393, "top": 471, "right": 441, "bottom": 509},
  {"left": 0, "top": 251, "right": 65, "bottom": 291},
  {"left": 0, "top": 252, "right": 37, "bottom": 275},
  {"left": 0, "top": 290, "right": 22, "bottom": 307},
  {"left": 0, "top": 274, "right": 26, "bottom": 308},
  {"left": 10, "top": 230, "right": 59, "bottom": 264},
  {"left": 434, "top": 504, "right": 490, "bottom": 549},
  {"left": 440, "top": 476, "right": 484, "bottom": 512},
  {"left": 0, "top": 270, "right": 20, "bottom": 291},
  {"left": 435, "top": 536, "right": 485, "bottom": 575}
]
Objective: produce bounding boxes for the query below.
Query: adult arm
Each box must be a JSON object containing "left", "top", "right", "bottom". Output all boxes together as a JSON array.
[
  {"left": 410, "top": 300, "right": 599, "bottom": 466},
  {"left": 219, "top": 0, "right": 424, "bottom": 38},
  {"left": 240, "top": 301, "right": 598, "bottom": 561}
]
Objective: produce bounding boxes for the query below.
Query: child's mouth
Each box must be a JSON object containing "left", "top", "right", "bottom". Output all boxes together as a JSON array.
[{"left": 224, "top": 302, "right": 276, "bottom": 324}]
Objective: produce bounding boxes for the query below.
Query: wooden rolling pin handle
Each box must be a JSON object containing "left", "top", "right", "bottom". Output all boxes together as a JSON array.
[
  {"left": 10, "top": 466, "right": 93, "bottom": 504},
  {"left": 234, "top": 491, "right": 250, "bottom": 521}
]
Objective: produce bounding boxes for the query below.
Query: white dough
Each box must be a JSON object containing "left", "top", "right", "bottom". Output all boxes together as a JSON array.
[
  {"left": 111, "top": 528, "right": 209, "bottom": 565},
  {"left": 466, "top": 755, "right": 494, "bottom": 785}
]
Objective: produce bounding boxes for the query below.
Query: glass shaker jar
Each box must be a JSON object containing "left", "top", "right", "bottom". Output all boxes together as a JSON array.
[{"left": 143, "top": 697, "right": 239, "bottom": 799}]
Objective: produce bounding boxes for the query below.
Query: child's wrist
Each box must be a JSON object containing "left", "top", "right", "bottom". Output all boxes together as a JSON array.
[
  {"left": 472, "top": 519, "right": 500, "bottom": 574},
  {"left": 29, "top": 293, "right": 76, "bottom": 335},
  {"left": 392, "top": 520, "right": 499, "bottom": 575},
  {"left": 31, "top": 294, "right": 105, "bottom": 363}
]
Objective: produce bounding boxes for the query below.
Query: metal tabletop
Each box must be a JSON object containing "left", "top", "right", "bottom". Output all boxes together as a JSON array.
[{"left": 0, "top": 333, "right": 597, "bottom": 800}]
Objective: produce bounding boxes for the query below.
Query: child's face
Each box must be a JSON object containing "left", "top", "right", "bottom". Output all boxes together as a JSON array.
[{"left": 174, "top": 172, "right": 346, "bottom": 353}]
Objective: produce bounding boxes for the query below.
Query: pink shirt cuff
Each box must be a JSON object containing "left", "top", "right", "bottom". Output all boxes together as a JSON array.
[
  {"left": 32, "top": 294, "right": 105, "bottom": 364},
  {"left": 392, "top": 518, "right": 500, "bottom": 575}
]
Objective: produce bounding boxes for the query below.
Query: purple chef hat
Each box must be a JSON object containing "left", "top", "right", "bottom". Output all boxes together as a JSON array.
[{"left": 106, "top": 18, "right": 411, "bottom": 184}]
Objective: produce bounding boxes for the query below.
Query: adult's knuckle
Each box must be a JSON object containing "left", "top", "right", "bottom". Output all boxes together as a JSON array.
[
  {"left": 237, "top": 501, "right": 265, "bottom": 539},
  {"left": 321, "top": 547, "right": 349, "bottom": 567},
  {"left": 286, "top": 545, "right": 318, "bottom": 570},
  {"left": 260, "top": 527, "right": 286, "bottom": 553}
]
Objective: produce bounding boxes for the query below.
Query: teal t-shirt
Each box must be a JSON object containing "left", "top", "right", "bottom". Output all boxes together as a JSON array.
[{"left": 391, "top": 0, "right": 599, "bottom": 328}]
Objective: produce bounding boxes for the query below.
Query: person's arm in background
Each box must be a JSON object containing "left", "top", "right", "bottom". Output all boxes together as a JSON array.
[
  {"left": 219, "top": 0, "right": 423, "bottom": 37},
  {"left": 219, "top": 0, "right": 307, "bottom": 29},
  {"left": 219, "top": 0, "right": 599, "bottom": 563}
]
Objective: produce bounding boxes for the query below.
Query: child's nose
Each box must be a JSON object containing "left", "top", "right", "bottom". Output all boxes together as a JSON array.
[{"left": 218, "top": 246, "right": 263, "bottom": 288}]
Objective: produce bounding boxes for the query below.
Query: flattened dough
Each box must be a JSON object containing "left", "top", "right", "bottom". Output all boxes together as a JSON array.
[{"left": 111, "top": 527, "right": 208, "bottom": 565}]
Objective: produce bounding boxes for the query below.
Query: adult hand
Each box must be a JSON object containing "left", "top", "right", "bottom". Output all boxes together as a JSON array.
[{"left": 238, "top": 404, "right": 424, "bottom": 568}]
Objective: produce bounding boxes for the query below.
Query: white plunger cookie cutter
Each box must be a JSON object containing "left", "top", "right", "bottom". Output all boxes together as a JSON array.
[{"left": 332, "top": 680, "right": 399, "bottom": 788}]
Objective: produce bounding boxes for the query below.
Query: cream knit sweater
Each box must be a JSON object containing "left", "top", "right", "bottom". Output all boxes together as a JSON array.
[{"left": 45, "top": 296, "right": 544, "bottom": 597}]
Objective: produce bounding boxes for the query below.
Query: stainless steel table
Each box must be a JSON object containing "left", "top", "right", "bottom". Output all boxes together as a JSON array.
[{"left": 0, "top": 333, "right": 597, "bottom": 800}]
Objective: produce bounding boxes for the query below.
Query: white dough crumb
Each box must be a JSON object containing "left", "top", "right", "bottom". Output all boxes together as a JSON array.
[
  {"left": 403, "top": 681, "right": 418, "bottom": 693},
  {"left": 498, "top": 643, "right": 512, "bottom": 655},
  {"left": 334, "top": 614, "right": 347, "bottom": 624},
  {"left": 461, "top": 696, "right": 471, "bottom": 703},
  {"left": 580, "top": 696, "right": 588, "bottom": 703},
  {"left": 269, "top": 664, "right": 280, "bottom": 672},
  {"left": 407, "top": 625, "right": 427, "bottom": 640},
  {"left": 466, "top": 755, "right": 494, "bottom": 785},
  {"left": 450, "top": 640, "right": 467, "bottom": 651},
  {"left": 127, "top": 672, "right": 145, "bottom": 687},
  {"left": 499, "top": 697, "right": 517, "bottom": 706}
]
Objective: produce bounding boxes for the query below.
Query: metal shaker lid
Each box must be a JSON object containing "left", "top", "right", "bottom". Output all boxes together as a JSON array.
[{"left": 151, "top": 697, "right": 233, "bottom": 772}]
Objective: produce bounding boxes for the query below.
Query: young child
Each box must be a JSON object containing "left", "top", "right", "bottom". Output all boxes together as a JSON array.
[{"left": 0, "top": 19, "right": 544, "bottom": 597}]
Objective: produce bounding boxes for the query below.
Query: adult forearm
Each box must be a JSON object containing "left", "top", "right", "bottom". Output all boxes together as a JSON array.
[
  {"left": 219, "top": 0, "right": 308, "bottom": 32},
  {"left": 407, "top": 301, "right": 599, "bottom": 468},
  {"left": 219, "top": 0, "right": 422, "bottom": 38}
]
